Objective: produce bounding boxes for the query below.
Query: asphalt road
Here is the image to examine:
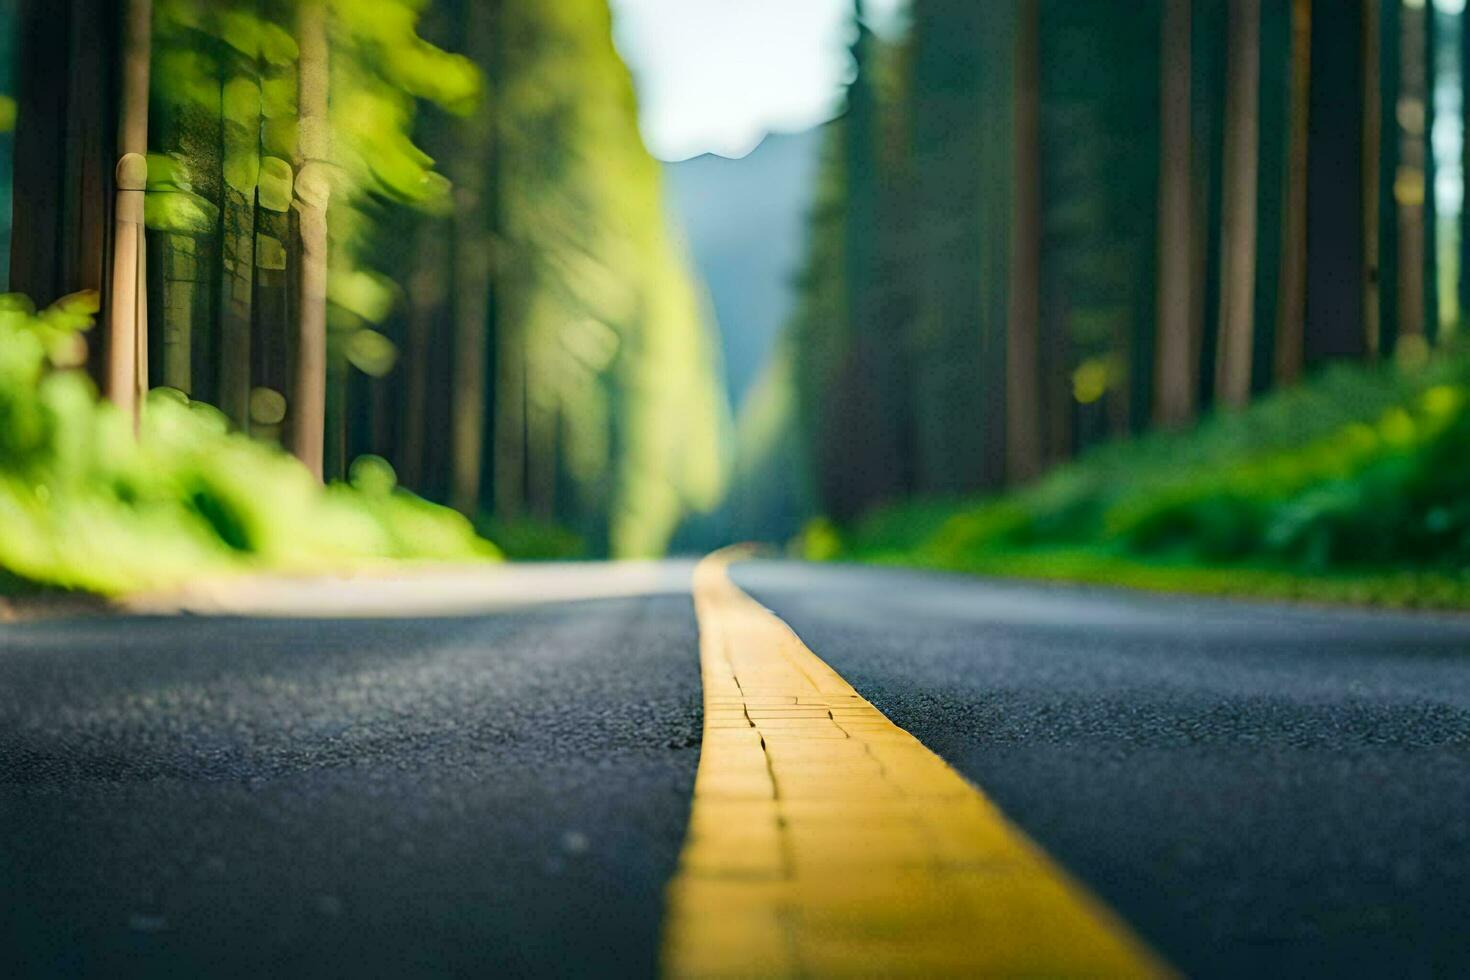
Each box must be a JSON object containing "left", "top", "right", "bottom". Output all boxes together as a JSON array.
[
  {"left": 735, "top": 561, "right": 1470, "bottom": 979},
  {"left": 0, "top": 589, "right": 702, "bottom": 978},
  {"left": 3, "top": 560, "right": 1470, "bottom": 978}
]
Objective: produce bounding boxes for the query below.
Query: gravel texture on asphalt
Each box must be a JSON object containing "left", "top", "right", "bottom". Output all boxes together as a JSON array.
[
  {"left": 0, "top": 595, "right": 702, "bottom": 979},
  {"left": 735, "top": 560, "right": 1470, "bottom": 980}
]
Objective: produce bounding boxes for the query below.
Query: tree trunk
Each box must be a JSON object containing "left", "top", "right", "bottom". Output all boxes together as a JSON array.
[
  {"left": 1422, "top": 0, "right": 1438, "bottom": 344},
  {"left": 1153, "top": 0, "right": 1195, "bottom": 427},
  {"left": 449, "top": 0, "right": 496, "bottom": 518},
  {"left": 450, "top": 195, "right": 490, "bottom": 516},
  {"left": 399, "top": 221, "right": 445, "bottom": 491},
  {"left": 1460, "top": 0, "right": 1470, "bottom": 333},
  {"left": 1215, "top": 0, "right": 1261, "bottom": 409},
  {"left": 218, "top": 51, "right": 262, "bottom": 430},
  {"left": 1395, "top": 0, "right": 1428, "bottom": 350},
  {"left": 291, "top": 0, "right": 330, "bottom": 480},
  {"left": 1274, "top": 0, "right": 1311, "bottom": 385},
  {"left": 106, "top": 0, "right": 150, "bottom": 428},
  {"left": 494, "top": 328, "right": 526, "bottom": 518},
  {"left": 1006, "top": 0, "right": 1042, "bottom": 481},
  {"left": 9, "top": 0, "right": 117, "bottom": 355},
  {"left": 1302, "top": 0, "right": 1368, "bottom": 365},
  {"left": 251, "top": 157, "right": 293, "bottom": 441}
]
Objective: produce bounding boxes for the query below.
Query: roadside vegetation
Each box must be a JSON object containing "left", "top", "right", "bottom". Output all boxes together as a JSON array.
[
  {"left": 810, "top": 346, "right": 1470, "bottom": 610},
  {"left": 0, "top": 294, "right": 495, "bottom": 596}
]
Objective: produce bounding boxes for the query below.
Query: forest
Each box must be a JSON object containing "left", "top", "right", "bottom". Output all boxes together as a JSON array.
[
  {"left": 728, "top": 0, "right": 1470, "bottom": 606},
  {"left": 3, "top": 0, "right": 1470, "bottom": 604},
  {"left": 0, "top": 0, "right": 728, "bottom": 591}
]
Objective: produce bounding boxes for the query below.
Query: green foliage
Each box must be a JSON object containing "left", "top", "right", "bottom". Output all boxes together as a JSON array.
[
  {"left": 472, "top": 0, "right": 731, "bottom": 557},
  {"left": 832, "top": 347, "right": 1470, "bottom": 606},
  {"left": 0, "top": 297, "right": 496, "bottom": 596},
  {"left": 475, "top": 516, "right": 586, "bottom": 562},
  {"left": 146, "top": 0, "right": 477, "bottom": 390}
]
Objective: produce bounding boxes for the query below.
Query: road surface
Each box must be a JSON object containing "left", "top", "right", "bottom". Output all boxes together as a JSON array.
[{"left": 2, "top": 560, "right": 1468, "bottom": 977}]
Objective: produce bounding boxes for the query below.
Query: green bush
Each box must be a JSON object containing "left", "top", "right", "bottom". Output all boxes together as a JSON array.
[
  {"left": 836, "top": 344, "right": 1470, "bottom": 601},
  {"left": 0, "top": 293, "right": 497, "bottom": 595},
  {"left": 474, "top": 515, "right": 586, "bottom": 561}
]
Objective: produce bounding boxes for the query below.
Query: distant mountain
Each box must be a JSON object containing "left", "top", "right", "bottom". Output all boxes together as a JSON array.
[{"left": 663, "top": 127, "right": 825, "bottom": 408}]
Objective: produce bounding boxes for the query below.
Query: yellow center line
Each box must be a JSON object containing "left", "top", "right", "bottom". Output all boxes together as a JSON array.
[{"left": 660, "top": 551, "right": 1172, "bottom": 978}]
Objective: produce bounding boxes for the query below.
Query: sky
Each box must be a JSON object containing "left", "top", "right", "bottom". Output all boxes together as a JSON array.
[{"left": 610, "top": 0, "right": 909, "bottom": 162}]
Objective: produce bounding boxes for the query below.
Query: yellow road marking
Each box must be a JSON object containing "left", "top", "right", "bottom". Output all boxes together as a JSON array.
[{"left": 661, "top": 552, "right": 1171, "bottom": 977}]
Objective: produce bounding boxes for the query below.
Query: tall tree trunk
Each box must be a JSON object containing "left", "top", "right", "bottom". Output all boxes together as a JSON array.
[
  {"left": 251, "top": 156, "right": 293, "bottom": 440},
  {"left": 1423, "top": 0, "right": 1438, "bottom": 344},
  {"left": 325, "top": 356, "right": 347, "bottom": 480},
  {"left": 291, "top": 0, "right": 330, "bottom": 480},
  {"left": 1153, "top": 0, "right": 1195, "bottom": 427},
  {"left": 1302, "top": 0, "right": 1368, "bottom": 365},
  {"left": 449, "top": 197, "right": 490, "bottom": 516},
  {"left": 1215, "top": 0, "right": 1261, "bottom": 409},
  {"left": 1364, "top": 0, "right": 1400, "bottom": 359},
  {"left": 1274, "top": 0, "right": 1311, "bottom": 385},
  {"left": 399, "top": 221, "right": 445, "bottom": 491},
  {"left": 449, "top": 0, "right": 496, "bottom": 518},
  {"left": 218, "top": 51, "right": 262, "bottom": 430},
  {"left": 9, "top": 0, "right": 118, "bottom": 361},
  {"left": 1006, "top": 0, "right": 1042, "bottom": 480},
  {"left": 1460, "top": 0, "right": 1470, "bottom": 334},
  {"left": 151, "top": 0, "right": 221, "bottom": 400},
  {"left": 107, "top": 0, "right": 150, "bottom": 428},
  {"left": 1395, "top": 0, "right": 1429, "bottom": 351},
  {"left": 494, "top": 330, "right": 526, "bottom": 519}
]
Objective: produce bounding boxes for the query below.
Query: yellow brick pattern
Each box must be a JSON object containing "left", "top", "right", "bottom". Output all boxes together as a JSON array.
[{"left": 661, "top": 552, "right": 1171, "bottom": 978}]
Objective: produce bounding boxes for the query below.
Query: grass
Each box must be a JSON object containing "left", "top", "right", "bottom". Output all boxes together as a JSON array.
[{"left": 813, "top": 341, "right": 1470, "bottom": 611}]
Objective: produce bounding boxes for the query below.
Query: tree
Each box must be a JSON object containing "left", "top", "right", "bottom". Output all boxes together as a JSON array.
[
  {"left": 1303, "top": 0, "right": 1368, "bottom": 365},
  {"left": 106, "top": 0, "right": 151, "bottom": 428},
  {"left": 1215, "top": 0, "right": 1261, "bottom": 409},
  {"left": 909, "top": 0, "right": 989, "bottom": 493},
  {"left": 448, "top": 0, "right": 498, "bottom": 517},
  {"left": 216, "top": 4, "right": 264, "bottom": 431},
  {"left": 1273, "top": 0, "right": 1311, "bottom": 386},
  {"left": 1154, "top": 0, "right": 1196, "bottom": 426},
  {"left": 8, "top": 0, "right": 118, "bottom": 375},
  {"left": 290, "top": 0, "right": 330, "bottom": 480},
  {"left": 1006, "top": 0, "right": 1042, "bottom": 482}
]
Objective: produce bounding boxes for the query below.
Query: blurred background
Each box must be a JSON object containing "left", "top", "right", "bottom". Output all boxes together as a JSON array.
[{"left": 4, "top": 0, "right": 1470, "bottom": 601}]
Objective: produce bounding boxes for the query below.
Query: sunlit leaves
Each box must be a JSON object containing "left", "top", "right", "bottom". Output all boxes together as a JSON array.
[
  {"left": 0, "top": 95, "right": 15, "bottom": 133},
  {"left": 331, "top": 0, "right": 480, "bottom": 113},
  {"left": 257, "top": 156, "right": 294, "bottom": 212},
  {"left": 152, "top": 49, "right": 223, "bottom": 113},
  {"left": 146, "top": 153, "right": 194, "bottom": 192},
  {"left": 143, "top": 0, "right": 479, "bottom": 390},
  {"left": 222, "top": 77, "right": 263, "bottom": 194},
  {"left": 345, "top": 330, "right": 397, "bottom": 376},
  {"left": 348, "top": 454, "right": 397, "bottom": 495},
  {"left": 248, "top": 386, "right": 288, "bottom": 425},
  {"left": 216, "top": 9, "right": 299, "bottom": 66},
  {"left": 145, "top": 191, "right": 220, "bottom": 234},
  {"left": 328, "top": 267, "right": 396, "bottom": 323}
]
